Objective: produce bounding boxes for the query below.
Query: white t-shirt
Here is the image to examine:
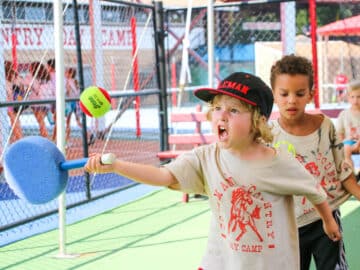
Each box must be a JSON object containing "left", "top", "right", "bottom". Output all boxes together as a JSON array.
[
  {"left": 165, "top": 143, "right": 327, "bottom": 270},
  {"left": 336, "top": 109, "right": 360, "bottom": 141},
  {"left": 272, "top": 116, "right": 352, "bottom": 227}
]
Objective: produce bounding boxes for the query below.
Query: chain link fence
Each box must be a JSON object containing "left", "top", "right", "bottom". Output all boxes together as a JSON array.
[
  {"left": 165, "top": 0, "right": 360, "bottom": 107},
  {"left": 0, "top": 0, "right": 161, "bottom": 233}
]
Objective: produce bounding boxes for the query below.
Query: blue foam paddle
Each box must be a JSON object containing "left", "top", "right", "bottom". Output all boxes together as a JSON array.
[{"left": 3, "top": 136, "right": 115, "bottom": 204}]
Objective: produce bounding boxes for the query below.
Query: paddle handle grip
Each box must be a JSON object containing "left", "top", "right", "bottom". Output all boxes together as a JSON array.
[{"left": 60, "top": 153, "right": 116, "bottom": 171}]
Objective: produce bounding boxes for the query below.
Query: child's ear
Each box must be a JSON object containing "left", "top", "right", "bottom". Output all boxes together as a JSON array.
[
  {"left": 260, "top": 115, "right": 267, "bottom": 124},
  {"left": 307, "top": 89, "right": 315, "bottom": 103}
]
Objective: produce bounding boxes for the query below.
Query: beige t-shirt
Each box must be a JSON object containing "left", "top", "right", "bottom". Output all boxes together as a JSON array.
[
  {"left": 336, "top": 109, "right": 360, "bottom": 141},
  {"left": 165, "top": 144, "right": 327, "bottom": 270},
  {"left": 272, "top": 116, "right": 352, "bottom": 227}
]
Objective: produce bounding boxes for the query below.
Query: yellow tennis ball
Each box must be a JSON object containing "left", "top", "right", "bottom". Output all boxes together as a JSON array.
[
  {"left": 274, "top": 140, "right": 296, "bottom": 157},
  {"left": 79, "top": 86, "right": 111, "bottom": 118}
]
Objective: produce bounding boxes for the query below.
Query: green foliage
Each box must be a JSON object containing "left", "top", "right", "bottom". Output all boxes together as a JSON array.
[
  {"left": 295, "top": 3, "right": 356, "bottom": 36},
  {"left": 296, "top": 9, "right": 308, "bottom": 35},
  {"left": 317, "top": 6, "right": 339, "bottom": 25}
]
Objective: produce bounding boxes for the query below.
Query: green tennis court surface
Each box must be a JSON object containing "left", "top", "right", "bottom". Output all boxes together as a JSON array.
[{"left": 0, "top": 189, "right": 359, "bottom": 270}]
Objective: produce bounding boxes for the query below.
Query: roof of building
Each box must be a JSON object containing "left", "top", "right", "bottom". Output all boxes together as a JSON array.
[{"left": 317, "top": 15, "right": 360, "bottom": 37}]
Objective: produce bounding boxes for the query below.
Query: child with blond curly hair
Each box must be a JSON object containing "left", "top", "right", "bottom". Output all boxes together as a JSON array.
[{"left": 85, "top": 72, "right": 341, "bottom": 270}]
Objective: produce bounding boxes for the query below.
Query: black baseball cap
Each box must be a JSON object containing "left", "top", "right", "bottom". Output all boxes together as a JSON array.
[{"left": 194, "top": 72, "right": 274, "bottom": 119}]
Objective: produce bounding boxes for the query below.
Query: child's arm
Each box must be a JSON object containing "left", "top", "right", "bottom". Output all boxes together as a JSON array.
[
  {"left": 335, "top": 111, "right": 345, "bottom": 141},
  {"left": 351, "top": 140, "right": 360, "bottom": 153},
  {"left": 84, "top": 154, "right": 178, "bottom": 187},
  {"left": 342, "top": 174, "right": 360, "bottom": 200},
  {"left": 337, "top": 132, "right": 345, "bottom": 142},
  {"left": 313, "top": 201, "right": 342, "bottom": 242}
]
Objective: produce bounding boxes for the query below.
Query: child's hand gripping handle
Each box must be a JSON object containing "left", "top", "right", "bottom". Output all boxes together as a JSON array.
[{"left": 100, "top": 153, "right": 116, "bottom": 165}]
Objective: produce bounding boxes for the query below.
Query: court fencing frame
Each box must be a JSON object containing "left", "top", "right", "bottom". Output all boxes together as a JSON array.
[{"left": 0, "top": 0, "right": 168, "bottom": 236}]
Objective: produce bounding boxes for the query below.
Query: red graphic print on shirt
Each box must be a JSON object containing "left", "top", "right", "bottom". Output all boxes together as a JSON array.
[
  {"left": 228, "top": 187, "right": 263, "bottom": 242},
  {"left": 298, "top": 151, "right": 339, "bottom": 213},
  {"left": 213, "top": 178, "right": 275, "bottom": 253},
  {"left": 305, "top": 162, "right": 320, "bottom": 177}
]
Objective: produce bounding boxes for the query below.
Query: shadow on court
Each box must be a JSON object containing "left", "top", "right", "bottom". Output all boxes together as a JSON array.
[{"left": 0, "top": 189, "right": 210, "bottom": 270}]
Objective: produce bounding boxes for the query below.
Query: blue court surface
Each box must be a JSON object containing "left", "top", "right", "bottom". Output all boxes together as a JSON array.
[{"left": 0, "top": 173, "right": 161, "bottom": 247}]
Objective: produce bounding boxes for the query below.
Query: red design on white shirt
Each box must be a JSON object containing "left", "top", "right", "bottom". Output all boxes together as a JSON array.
[{"left": 228, "top": 186, "right": 263, "bottom": 242}]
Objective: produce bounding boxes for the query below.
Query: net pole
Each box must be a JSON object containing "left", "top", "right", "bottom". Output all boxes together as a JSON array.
[{"left": 53, "top": 0, "right": 67, "bottom": 257}]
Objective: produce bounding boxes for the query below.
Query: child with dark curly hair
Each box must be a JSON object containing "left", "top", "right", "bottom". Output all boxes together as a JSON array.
[{"left": 270, "top": 54, "right": 360, "bottom": 270}]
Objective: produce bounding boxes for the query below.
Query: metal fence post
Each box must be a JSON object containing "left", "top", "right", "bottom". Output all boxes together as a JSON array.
[
  {"left": 154, "top": 1, "right": 169, "bottom": 151},
  {"left": 73, "top": 0, "right": 91, "bottom": 200}
]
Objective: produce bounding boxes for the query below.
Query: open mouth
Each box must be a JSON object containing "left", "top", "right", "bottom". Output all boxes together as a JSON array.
[{"left": 218, "top": 125, "right": 228, "bottom": 140}]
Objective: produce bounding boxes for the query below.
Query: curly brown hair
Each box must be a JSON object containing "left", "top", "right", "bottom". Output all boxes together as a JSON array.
[{"left": 270, "top": 54, "right": 314, "bottom": 91}]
